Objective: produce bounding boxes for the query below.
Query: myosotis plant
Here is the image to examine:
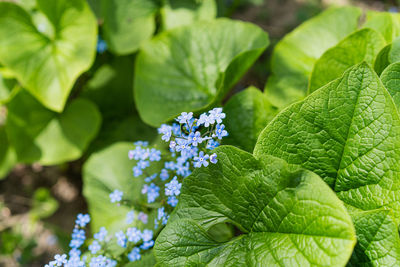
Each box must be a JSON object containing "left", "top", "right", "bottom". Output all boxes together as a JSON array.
[{"left": 45, "top": 108, "right": 228, "bottom": 266}]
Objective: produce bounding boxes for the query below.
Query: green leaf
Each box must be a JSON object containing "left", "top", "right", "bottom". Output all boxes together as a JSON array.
[
  {"left": 381, "top": 62, "right": 400, "bottom": 109},
  {"left": 125, "top": 251, "right": 157, "bottom": 267},
  {"left": 309, "top": 29, "right": 386, "bottom": 93},
  {"left": 375, "top": 37, "right": 400, "bottom": 75},
  {"left": 347, "top": 209, "right": 400, "bottom": 266},
  {"left": 0, "top": 72, "right": 18, "bottom": 105},
  {"left": 0, "top": 126, "right": 16, "bottom": 179},
  {"left": 155, "top": 146, "right": 356, "bottom": 266},
  {"left": 5, "top": 91, "right": 101, "bottom": 165},
  {"left": 0, "top": 0, "right": 97, "bottom": 112},
  {"left": 161, "top": 0, "right": 216, "bottom": 30},
  {"left": 223, "top": 87, "right": 277, "bottom": 152},
  {"left": 264, "top": 6, "right": 361, "bottom": 108},
  {"left": 83, "top": 142, "right": 157, "bottom": 232},
  {"left": 363, "top": 10, "right": 400, "bottom": 43},
  {"left": 255, "top": 63, "right": 400, "bottom": 218},
  {"left": 101, "top": 0, "right": 158, "bottom": 55},
  {"left": 135, "top": 18, "right": 269, "bottom": 127}
]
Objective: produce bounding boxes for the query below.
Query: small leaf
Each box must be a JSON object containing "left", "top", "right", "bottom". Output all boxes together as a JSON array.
[
  {"left": 223, "top": 87, "right": 277, "bottom": 152},
  {"left": 155, "top": 146, "right": 356, "bottom": 266},
  {"left": 101, "top": 0, "right": 158, "bottom": 55},
  {"left": 375, "top": 37, "right": 400, "bottom": 75},
  {"left": 0, "top": 0, "right": 97, "bottom": 112},
  {"left": 363, "top": 10, "right": 400, "bottom": 43},
  {"left": 161, "top": 0, "right": 216, "bottom": 30},
  {"left": 0, "top": 126, "right": 16, "bottom": 179},
  {"left": 134, "top": 18, "right": 269, "bottom": 127},
  {"left": 30, "top": 187, "right": 59, "bottom": 220},
  {"left": 6, "top": 91, "right": 101, "bottom": 165},
  {"left": 381, "top": 62, "right": 400, "bottom": 109},
  {"left": 0, "top": 72, "right": 18, "bottom": 104},
  {"left": 264, "top": 6, "right": 361, "bottom": 108},
  {"left": 309, "top": 29, "right": 386, "bottom": 93}
]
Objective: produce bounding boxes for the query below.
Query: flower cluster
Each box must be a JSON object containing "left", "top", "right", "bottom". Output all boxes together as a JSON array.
[{"left": 47, "top": 108, "right": 228, "bottom": 265}]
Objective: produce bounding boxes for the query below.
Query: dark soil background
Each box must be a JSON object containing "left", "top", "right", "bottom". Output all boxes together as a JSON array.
[{"left": 0, "top": 0, "right": 397, "bottom": 266}]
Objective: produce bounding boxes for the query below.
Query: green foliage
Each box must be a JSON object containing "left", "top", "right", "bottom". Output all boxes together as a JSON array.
[
  {"left": 254, "top": 63, "right": 400, "bottom": 265},
  {"left": 6, "top": 91, "right": 101, "bottom": 165},
  {"left": 0, "top": 126, "right": 16, "bottom": 179},
  {"left": 134, "top": 18, "right": 269, "bottom": 127},
  {"left": 265, "top": 6, "right": 361, "bottom": 108},
  {"left": 363, "top": 11, "right": 400, "bottom": 43},
  {"left": 224, "top": 87, "right": 277, "bottom": 152},
  {"left": 30, "top": 187, "right": 59, "bottom": 220},
  {"left": 0, "top": 0, "right": 97, "bottom": 112},
  {"left": 375, "top": 37, "right": 400, "bottom": 75},
  {"left": 309, "top": 29, "right": 386, "bottom": 92},
  {"left": 381, "top": 62, "right": 400, "bottom": 109},
  {"left": 101, "top": 0, "right": 158, "bottom": 55},
  {"left": 155, "top": 146, "right": 356, "bottom": 266}
]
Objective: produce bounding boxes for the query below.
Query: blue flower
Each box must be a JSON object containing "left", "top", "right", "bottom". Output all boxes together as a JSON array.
[
  {"left": 53, "top": 254, "right": 67, "bottom": 266},
  {"left": 165, "top": 176, "right": 182, "bottom": 196},
  {"left": 133, "top": 141, "right": 148, "bottom": 147},
  {"left": 142, "top": 229, "right": 153, "bottom": 242},
  {"left": 214, "top": 124, "right": 228, "bottom": 140},
  {"left": 197, "top": 113, "right": 214, "bottom": 127},
  {"left": 89, "top": 255, "right": 107, "bottom": 267},
  {"left": 115, "top": 231, "right": 127, "bottom": 248},
  {"left": 138, "top": 212, "right": 148, "bottom": 224},
  {"left": 171, "top": 123, "right": 181, "bottom": 136},
  {"left": 140, "top": 240, "right": 154, "bottom": 250},
  {"left": 194, "top": 151, "right": 210, "bottom": 168},
  {"left": 145, "top": 173, "right": 157, "bottom": 183},
  {"left": 126, "top": 211, "right": 135, "bottom": 224},
  {"left": 175, "top": 138, "right": 189, "bottom": 153},
  {"left": 176, "top": 162, "right": 190, "bottom": 177},
  {"left": 137, "top": 160, "right": 150, "bottom": 169},
  {"left": 126, "top": 227, "right": 142, "bottom": 243},
  {"left": 128, "top": 247, "right": 141, "bottom": 262},
  {"left": 72, "top": 228, "right": 85, "bottom": 240},
  {"left": 75, "top": 213, "right": 90, "bottom": 227},
  {"left": 164, "top": 161, "right": 176, "bottom": 170},
  {"left": 109, "top": 190, "right": 123, "bottom": 203},
  {"left": 209, "top": 107, "right": 226, "bottom": 124},
  {"left": 160, "top": 169, "right": 169, "bottom": 181},
  {"left": 158, "top": 124, "right": 172, "bottom": 142},
  {"left": 157, "top": 207, "right": 169, "bottom": 225},
  {"left": 176, "top": 112, "right": 193, "bottom": 124},
  {"left": 89, "top": 240, "right": 101, "bottom": 254},
  {"left": 149, "top": 148, "right": 161, "bottom": 161},
  {"left": 129, "top": 146, "right": 145, "bottom": 160},
  {"left": 142, "top": 183, "right": 160, "bottom": 203},
  {"left": 168, "top": 196, "right": 179, "bottom": 207},
  {"left": 96, "top": 37, "right": 107, "bottom": 54},
  {"left": 94, "top": 227, "right": 108, "bottom": 241},
  {"left": 206, "top": 139, "right": 220, "bottom": 150},
  {"left": 188, "top": 131, "right": 202, "bottom": 146},
  {"left": 132, "top": 166, "right": 143, "bottom": 177},
  {"left": 210, "top": 153, "right": 218, "bottom": 164}
]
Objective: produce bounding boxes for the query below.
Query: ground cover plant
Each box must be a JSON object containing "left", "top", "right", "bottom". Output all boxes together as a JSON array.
[{"left": 1, "top": 0, "right": 400, "bottom": 266}]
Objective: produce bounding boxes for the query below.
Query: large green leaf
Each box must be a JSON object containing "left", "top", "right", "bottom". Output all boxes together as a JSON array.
[
  {"left": 223, "top": 87, "right": 277, "bottom": 152},
  {"left": 83, "top": 142, "right": 156, "bottom": 232},
  {"left": 5, "top": 91, "right": 101, "bottom": 165},
  {"left": 255, "top": 63, "right": 400, "bottom": 265},
  {"left": 161, "top": 0, "right": 216, "bottom": 30},
  {"left": 155, "top": 146, "right": 356, "bottom": 266},
  {"left": 309, "top": 29, "right": 386, "bottom": 93},
  {"left": 381, "top": 62, "right": 400, "bottom": 109},
  {"left": 134, "top": 18, "right": 269, "bottom": 127},
  {"left": 347, "top": 209, "right": 400, "bottom": 266},
  {"left": 101, "top": 0, "right": 158, "bottom": 55},
  {"left": 0, "top": 72, "right": 18, "bottom": 104},
  {"left": 0, "top": 0, "right": 97, "bottom": 112},
  {"left": 0, "top": 126, "right": 16, "bottom": 179},
  {"left": 363, "top": 11, "right": 400, "bottom": 43},
  {"left": 264, "top": 6, "right": 361, "bottom": 108}
]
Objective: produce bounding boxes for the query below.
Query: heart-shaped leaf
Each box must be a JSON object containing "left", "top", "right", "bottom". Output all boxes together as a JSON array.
[
  {"left": 101, "top": 0, "right": 158, "bottom": 55},
  {"left": 6, "top": 91, "right": 101, "bottom": 165},
  {"left": 0, "top": 0, "right": 97, "bottom": 112},
  {"left": 255, "top": 63, "right": 400, "bottom": 264},
  {"left": 223, "top": 87, "right": 277, "bottom": 152},
  {"left": 134, "top": 18, "right": 269, "bottom": 127},
  {"left": 161, "top": 0, "right": 216, "bottom": 30},
  {"left": 309, "top": 29, "right": 386, "bottom": 93},
  {"left": 264, "top": 6, "right": 361, "bottom": 108},
  {"left": 155, "top": 146, "right": 356, "bottom": 266}
]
